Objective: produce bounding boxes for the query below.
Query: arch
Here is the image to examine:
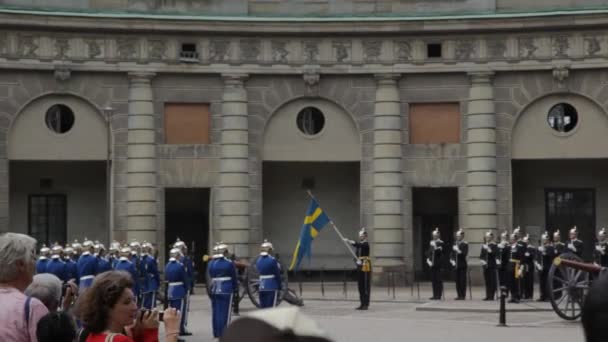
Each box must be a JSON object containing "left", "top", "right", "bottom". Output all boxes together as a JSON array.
[
  {"left": 262, "top": 97, "right": 361, "bottom": 161},
  {"left": 511, "top": 92, "right": 608, "bottom": 159},
  {"left": 8, "top": 93, "right": 110, "bottom": 160}
]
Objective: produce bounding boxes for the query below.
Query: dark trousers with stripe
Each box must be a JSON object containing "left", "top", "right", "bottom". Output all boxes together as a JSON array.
[
  {"left": 259, "top": 290, "right": 278, "bottom": 308},
  {"left": 455, "top": 267, "right": 467, "bottom": 299},
  {"left": 169, "top": 298, "right": 186, "bottom": 333},
  {"left": 142, "top": 292, "right": 156, "bottom": 310},
  {"left": 357, "top": 269, "right": 371, "bottom": 306},
  {"left": 211, "top": 294, "right": 233, "bottom": 338},
  {"left": 431, "top": 267, "right": 443, "bottom": 299}
]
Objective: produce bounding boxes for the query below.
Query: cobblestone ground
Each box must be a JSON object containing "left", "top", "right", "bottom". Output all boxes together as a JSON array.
[{"left": 162, "top": 285, "right": 583, "bottom": 342}]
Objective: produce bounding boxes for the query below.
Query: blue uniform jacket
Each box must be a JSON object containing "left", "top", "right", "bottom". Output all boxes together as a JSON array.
[
  {"left": 208, "top": 257, "right": 238, "bottom": 295},
  {"left": 36, "top": 258, "right": 49, "bottom": 274},
  {"left": 115, "top": 258, "right": 139, "bottom": 296},
  {"left": 45, "top": 257, "right": 67, "bottom": 282},
  {"left": 97, "top": 256, "right": 112, "bottom": 274},
  {"left": 142, "top": 255, "right": 160, "bottom": 293},
  {"left": 165, "top": 259, "right": 187, "bottom": 300},
  {"left": 180, "top": 255, "right": 194, "bottom": 291},
  {"left": 64, "top": 258, "right": 78, "bottom": 281},
  {"left": 77, "top": 253, "right": 98, "bottom": 279},
  {"left": 256, "top": 254, "right": 282, "bottom": 291}
]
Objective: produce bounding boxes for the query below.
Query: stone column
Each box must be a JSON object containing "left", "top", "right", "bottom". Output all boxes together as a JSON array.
[
  {"left": 466, "top": 71, "right": 497, "bottom": 253},
  {"left": 126, "top": 72, "right": 157, "bottom": 244},
  {"left": 372, "top": 74, "right": 404, "bottom": 272},
  {"left": 217, "top": 74, "right": 250, "bottom": 257}
]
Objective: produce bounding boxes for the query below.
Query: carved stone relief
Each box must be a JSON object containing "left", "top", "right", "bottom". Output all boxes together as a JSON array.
[
  {"left": 487, "top": 39, "right": 507, "bottom": 59},
  {"left": 519, "top": 37, "right": 538, "bottom": 59},
  {"left": 552, "top": 65, "right": 569, "bottom": 88},
  {"left": 148, "top": 40, "right": 166, "bottom": 60},
  {"left": 302, "top": 41, "right": 319, "bottom": 63},
  {"left": 271, "top": 41, "right": 289, "bottom": 64},
  {"left": 332, "top": 41, "right": 351, "bottom": 62},
  {"left": 86, "top": 39, "right": 102, "bottom": 59},
  {"left": 455, "top": 40, "right": 477, "bottom": 60},
  {"left": 55, "top": 37, "right": 70, "bottom": 59},
  {"left": 363, "top": 40, "right": 382, "bottom": 62},
  {"left": 552, "top": 36, "right": 570, "bottom": 58},
  {"left": 209, "top": 40, "right": 230, "bottom": 62},
  {"left": 17, "top": 35, "right": 38, "bottom": 58},
  {"left": 240, "top": 39, "right": 260, "bottom": 63},
  {"left": 584, "top": 36, "right": 601, "bottom": 57},
  {"left": 394, "top": 40, "right": 411, "bottom": 62},
  {"left": 117, "top": 38, "right": 138, "bottom": 59}
]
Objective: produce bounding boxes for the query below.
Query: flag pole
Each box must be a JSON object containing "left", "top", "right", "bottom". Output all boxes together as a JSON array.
[{"left": 306, "top": 190, "right": 358, "bottom": 260}]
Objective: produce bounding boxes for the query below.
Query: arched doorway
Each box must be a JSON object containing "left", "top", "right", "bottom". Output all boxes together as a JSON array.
[
  {"left": 8, "top": 94, "right": 110, "bottom": 246},
  {"left": 512, "top": 93, "right": 608, "bottom": 261},
  {"left": 262, "top": 98, "right": 361, "bottom": 270}
]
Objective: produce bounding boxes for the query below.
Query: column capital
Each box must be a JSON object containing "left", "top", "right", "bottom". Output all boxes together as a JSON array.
[
  {"left": 128, "top": 72, "right": 156, "bottom": 83},
  {"left": 468, "top": 71, "right": 495, "bottom": 84},
  {"left": 374, "top": 73, "right": 401, "bottom": 85},
  {"left": 222, "top": 73, "right": 249, "bottom": 86}
]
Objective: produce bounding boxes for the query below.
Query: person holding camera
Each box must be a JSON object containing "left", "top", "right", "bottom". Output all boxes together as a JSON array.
[{"left": 74, "top": 270, "right": 180, "bottom": 342}]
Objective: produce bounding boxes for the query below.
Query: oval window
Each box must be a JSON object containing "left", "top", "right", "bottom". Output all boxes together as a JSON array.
[
  {"left": 45, "top": 104, "right": 75, "bottom": 134},
  {"left": 547, "top": 103, "right": 578, "bottom": 133},
  {"left": 296, "top": 107, "right": 325, "bottom": 136}
]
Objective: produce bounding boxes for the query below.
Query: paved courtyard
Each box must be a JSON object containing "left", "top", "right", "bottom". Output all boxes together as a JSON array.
[{"left": 168, "top": 284, "right": 584, "bottom": 342}]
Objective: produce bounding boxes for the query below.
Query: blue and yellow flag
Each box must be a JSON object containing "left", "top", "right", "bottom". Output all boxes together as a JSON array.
[{"left": 289, "top": 198, "right": 331, "bottom": 271}]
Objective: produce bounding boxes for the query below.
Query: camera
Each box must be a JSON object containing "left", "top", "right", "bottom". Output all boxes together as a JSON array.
[{"left": 139, "top": 309, "right": 164, "bottom": 322}]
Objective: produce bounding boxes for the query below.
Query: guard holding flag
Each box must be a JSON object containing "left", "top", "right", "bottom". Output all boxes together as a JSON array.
[
  {"left": 344, "top": 227, "right": 371, "bottom": 310},
  {"left": 256, "top": 240, "right": 282, "bottom": 308},
  {"left": 208, "top": 242, "right": 238, "bottom": 338}
]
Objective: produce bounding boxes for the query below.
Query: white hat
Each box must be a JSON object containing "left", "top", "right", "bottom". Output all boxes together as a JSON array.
[
  {"left": 432, "top": 228, "right": 440, "bottom": 238},
  {"left": 170, "top": 248, "right": 181, "bottom": 258},
  {"left": 261, "top": 239, "right": 273, "bottom": 250},
  {"left": 173, "top": 238, "right": 186, "bottom": 249},
  {"left": 599, "top": 228, "right": 606, "bottom": 238},
  {"left": 40, "top": 245, "right": 51, "bottom": 255},
  {"left": 485, "top": 231, "right": 494, "bottom": 239},
  {"left": 241, "top": 307, "right": 329, "bottom": 340},
  {"left": 570, "top": 226, "right": 578, "bottom": 235},
  {"left": 541, "top": 231, "right": 550, "bottom": 241},
  {"left": 500, "top": 230, "right": 508, "bottom": 240},
  {"left": 358, "top": 227, "right": 368, "bottom": 238},
  {"left": 456, "top": 229, "right": 465, "bottom": 238},
  {"left": 522, "top": 234, "right": 530, "bottom": 243}
]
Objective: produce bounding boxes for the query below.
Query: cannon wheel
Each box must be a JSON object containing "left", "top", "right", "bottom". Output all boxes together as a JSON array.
[
  {"left": 245, "top": 256, "right": 289, "bottom": 308},
  {"left": 548, "top": 253, "right": 591, "bottom": 321}
]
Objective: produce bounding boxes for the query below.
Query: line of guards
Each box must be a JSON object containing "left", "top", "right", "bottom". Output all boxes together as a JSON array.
[{"left": 427, "top": 226, "right": 608, "bottom": 303}]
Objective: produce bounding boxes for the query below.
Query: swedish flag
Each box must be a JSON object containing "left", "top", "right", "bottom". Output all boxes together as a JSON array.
[{"left": 289, "top": 198, "right": 331, "bottom": 271}]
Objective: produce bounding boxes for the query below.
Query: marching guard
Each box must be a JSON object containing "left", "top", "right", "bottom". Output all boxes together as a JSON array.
[
  {"left": 451, "top": 229, "right": 468, "bottom": 300},
  {"left": 256, "top": 239, "right": 282, "bottom": 308},
  {"left": 63, "top": 246, "right": 78, "bottom": 282},
  {"left": 77, "top": 239, "right": 98, "bottom": 291},
  {"left": 497, "top": 231, "right": 510, "bottom": 295},
  {"left": 95, "top": 242, "right": 112, "bottom": 274},
  {"left": 141, "top": 242, "right": 160, "bottom": 310},
  {"left": 567, "top": 226, "right": 584, "bottom": 258},
  {"left": 522, "top": 234, "right": 535, "bottom": 300},
  {"left": 115, "top": 246, "right": 139, "bottom": 299},
  {"left": 507, "top": 228, "right": 525, "bottom": 303},
  {"left": 594, "top": 228, "right": 607, "bottom": 267},
  {"left": 427, "top": 228, "right": 444, "bottom": 300},
  {"left": 174, "top": 238, "right": 193, "bottom": 335},
  {"left": 480, "top": 231, "right": 498, "bottom": 301},
  {"left": 166, "top": 247, "right": 189, "bottom": 336},
  {"left": 344, "top": 227, "right": 371, "bottom": 310},
  {"left": 554, "top": 231, "right": 566, "bottom": 254},
  {"left": 46, "top": 244, "right": 67, "bottom": 282},
  {"left": 36, "top": 245, "right": 51, "bottom": 274},
  {"left": 536, "top": 231, "right": 555, "bottom": 302},
  {"left": 208, "top": 242, "right": 238, "bottom": 338}
]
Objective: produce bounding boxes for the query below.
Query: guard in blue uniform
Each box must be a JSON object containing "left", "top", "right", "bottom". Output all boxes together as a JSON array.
[
  {"left": 552, "top": 231, "right": 566, "bottom": 298},
  {"left": 63, "top": 246, "right": 78, "bottom": 282},
  {"left": 567, "top": 226, "right": 584, "bottom": 258},
  {"left": 36, "top": 245, "right": 51, "bottom": 274},
  {"left": 115, "top": 246, "right": 140, "bottom": 298},
  {"left": 507, "top": 228, "right": 525, "bottom": 303},
  {"left": 166, "top": 248, "right": 189, "bottom": 336},
  {"left": 427, "top": 228, "right": 444, "bottom": 300},
  {"left": 497, "top": 231, "right": 510, "bottom": 295},
  {"left": 174, "top": 238, "right": 193, "bottom": 334},
  {"left": 95, "top": 242, "right": 112, "bottom": 274},
  {"left": 77, "top": 239, "right": 98, "bottom": 291},
  {"left": 141, "top": 242, "right": 160, "bottom": 310},
  {"left": 129, "top": 240, "right": 145, "bottom": 305},
  {"left": 522, "top": 234, "right": 536, "bottom": 300},
  {"left": 256, "top": 240, "right": 282, "bottom": 308},
  {"left": 595, "top": 228, "right": 608, "bottom": 267},
  {"left": 536, "top": 231, "right": 556, "bottom": 302},
  {"left": 480, "top": 231, "right": 498, "bottom": 301},
  {"left": 344, "top": 227, "right": 372, "bottom": 310},
  {"left": 451, "top": 229, "right": 469, "bottom": 300},
  {"left": 46, "top": 244, "right": 67, "bottom": 282},
  {"left": 208, "top": 242, "right": 238, "bottom": 338},
  {"left": 108, "top": 241, "right": 120, "bottom": 269}
]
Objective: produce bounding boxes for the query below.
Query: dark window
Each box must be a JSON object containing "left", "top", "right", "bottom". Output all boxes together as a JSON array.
[
  {"left": 548, "top": 103, "right": 578, "bottom": 133},
  {"left": 180, "top": 43, "right": 199, "bottom": 60},
  {"left": 45, "top": 104, "right": 75, "bottom": 134},
  {"left": 427, "top": 43, "right": 442, "bottom": 58},
  {"left": 296, "top": 107, "right": 325, "bottom": 136},
  {"left": 28, "top": 194, "right": 67, "bottom": 247}
]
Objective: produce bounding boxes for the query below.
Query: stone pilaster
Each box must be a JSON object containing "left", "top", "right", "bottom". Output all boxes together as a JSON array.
[
  {"left": 372, "top": 74, "right": 404, "bottom": 270},
  {"left": 466, "top": 71, "right": 497, "bottom": 252},
  {"left": 217, "top": 74, "right": 250, "bottom": 257},
  {"left": 125, "top": 72, "right": 157, "bottom": 244}
]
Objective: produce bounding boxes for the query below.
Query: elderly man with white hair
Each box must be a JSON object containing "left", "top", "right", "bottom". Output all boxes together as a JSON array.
[
  {"left": 0, "top": 233, "right": 49, "bottom": 342},
  {"left": 25, "top": 274, "right": 77, "bottom": 313}
]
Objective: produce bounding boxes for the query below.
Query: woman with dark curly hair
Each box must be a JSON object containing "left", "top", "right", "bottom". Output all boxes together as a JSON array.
[{"left": 74, "top": 271, "right": 180, "bottom": 342}]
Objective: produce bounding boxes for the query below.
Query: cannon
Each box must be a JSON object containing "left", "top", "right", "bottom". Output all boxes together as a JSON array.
[
  {"left": 204, "top": 254, "right": 303, "bottom": 308},
  {"left": 547, "top": 253, "right": 606, "bottom": 320}
]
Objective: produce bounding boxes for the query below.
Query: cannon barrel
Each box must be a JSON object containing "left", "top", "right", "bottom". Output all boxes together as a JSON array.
[{"left": 553, "top": 256, "right": 603, "bottom": 273}]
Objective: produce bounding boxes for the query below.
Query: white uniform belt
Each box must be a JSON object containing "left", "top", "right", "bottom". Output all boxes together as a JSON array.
[
  {"left": 80, "top": 275, "right": 94, "bottom": 281},
  {"left": 212, "top": 277, "right": 231, "bottom": 281},
  {"left": 259, "top": 275, "right": 275, "bottom": 279},
  {"left": 169, "top": 282, "right": 184, "bottom": 286}
]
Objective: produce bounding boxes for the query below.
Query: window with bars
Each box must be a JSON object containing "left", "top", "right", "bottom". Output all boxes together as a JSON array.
[{"left": 28, "top": 194, "right": 67, "bottom": 246}]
